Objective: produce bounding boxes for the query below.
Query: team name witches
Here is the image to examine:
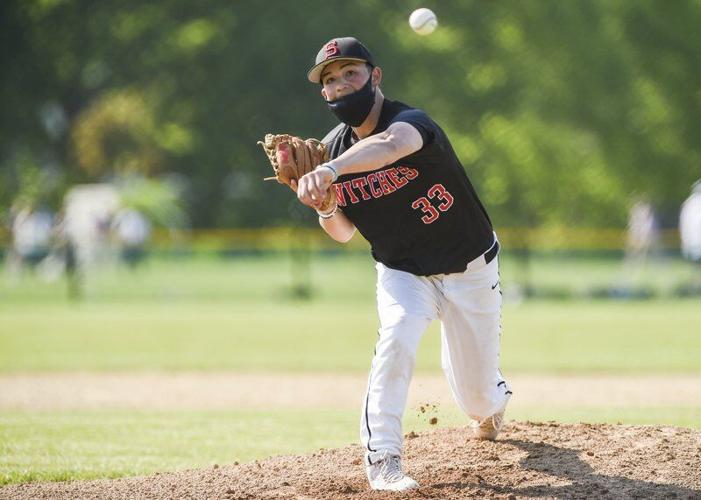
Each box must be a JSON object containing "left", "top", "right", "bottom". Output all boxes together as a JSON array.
[{"left": 333, "top": 166, "right": 419, "bottom": 206}]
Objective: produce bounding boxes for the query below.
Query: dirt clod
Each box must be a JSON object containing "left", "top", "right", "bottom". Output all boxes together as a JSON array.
[{"left": 1, "top": 422, "right": 700, "bottom": 500}]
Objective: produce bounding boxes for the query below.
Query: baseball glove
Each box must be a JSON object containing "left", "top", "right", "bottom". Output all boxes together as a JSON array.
[{"left": 258, "top": 133, "right": 336, "bottom": 212}]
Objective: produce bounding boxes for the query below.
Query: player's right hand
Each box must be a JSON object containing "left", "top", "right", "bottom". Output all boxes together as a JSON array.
[{"left": 297, "top": 168, "right": 334, "bottom": 210}]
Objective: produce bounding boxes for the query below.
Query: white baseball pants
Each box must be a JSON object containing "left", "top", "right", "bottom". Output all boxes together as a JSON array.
[{"left": 361, "top": 238, "right": 511, "bottom": 464}]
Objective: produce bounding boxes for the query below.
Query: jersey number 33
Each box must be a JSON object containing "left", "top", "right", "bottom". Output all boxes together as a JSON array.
[{"left": 411, "top": 183, "right": 455, "bottom": 224}]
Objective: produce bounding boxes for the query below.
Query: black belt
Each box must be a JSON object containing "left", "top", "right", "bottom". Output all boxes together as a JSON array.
[{"left": 484, "top": 240, "right": 500, "bottom": 264}]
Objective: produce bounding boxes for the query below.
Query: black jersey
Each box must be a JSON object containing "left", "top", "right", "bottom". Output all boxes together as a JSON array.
[{"left": 322, "top": 99, "right": 494, "bottom": 276}]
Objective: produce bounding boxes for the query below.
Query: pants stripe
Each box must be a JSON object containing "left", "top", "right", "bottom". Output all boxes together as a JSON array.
[{"left": 362, "top": 332, "right": 380, "bottom": 460}]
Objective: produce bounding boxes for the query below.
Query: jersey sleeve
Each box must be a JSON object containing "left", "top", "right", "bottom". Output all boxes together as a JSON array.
[
  {"left": 321, "top": 123, "right": 346, "bottom": 147},
  {"left": 390, "top": 109, "right": 437, "bottom": 147}
]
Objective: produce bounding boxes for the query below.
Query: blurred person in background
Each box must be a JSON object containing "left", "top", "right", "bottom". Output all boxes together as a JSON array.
[
  {"left": 49, "top": 209, "right": 81, "bottom": 299},
  {"left": 617, "top": 197, "right": 660, "bottom": 296},
  {"left": 112, "top": 208, "right": 151, "bottom": 269},
  {"left": 625, "top": 198, "right": 660, "bottom": 264},
  {"left": 63, "top": 184, "right": 120, "bottom": 269},
  {"left": 679, "top": 180, "right": 701, "bottom": 289},
  {"left": 4, "top": 202, "right": 54, "bottom": 280}
]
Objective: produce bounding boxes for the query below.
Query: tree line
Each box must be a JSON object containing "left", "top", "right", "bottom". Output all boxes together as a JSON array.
[{"left": 2, "top": 0, "right": 699, "bottom": 229}]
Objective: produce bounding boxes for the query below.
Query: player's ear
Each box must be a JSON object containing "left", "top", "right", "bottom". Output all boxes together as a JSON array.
[
  {"left": 320, "top": 87, "right": 328, "bottom": 100},
  {"left": 372, "top": 66, "right": 382, "bottom": 87}
]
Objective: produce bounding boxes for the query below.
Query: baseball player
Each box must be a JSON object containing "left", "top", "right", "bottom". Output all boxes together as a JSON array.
[
  {"left": 295, "top": 37, "right": 511, "bottom": 492},
  {"left": 680, "top": 180, "right": 701, "bottom": 280}
]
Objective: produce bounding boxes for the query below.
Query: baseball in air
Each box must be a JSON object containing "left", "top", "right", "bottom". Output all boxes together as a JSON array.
[{"left": 409, "top": 8, "right": 438, "bottom": 36}]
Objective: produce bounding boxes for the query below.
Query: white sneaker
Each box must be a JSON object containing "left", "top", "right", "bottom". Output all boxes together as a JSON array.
[
  {"left": 366, "top": 450, "right": 419, "bottom": 491},
  {"left": 470, "top": 407, "right": 505, "bottom": 440}
]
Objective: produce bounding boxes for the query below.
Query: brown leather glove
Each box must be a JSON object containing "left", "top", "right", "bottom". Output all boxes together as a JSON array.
[{"left": 258, "top": 133, "right": 336, "bottom": 212}]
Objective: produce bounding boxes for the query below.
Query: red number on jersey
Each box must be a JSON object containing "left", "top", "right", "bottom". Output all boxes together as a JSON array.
[
  {"left": 428, "top": 184, "right": 454, "bottom": 211},
  {"left": 411, "top": 184, "right": 454, "bottom": 224},
  {"left": 411, "top": 197, "right": 440, "bottom": 224}
]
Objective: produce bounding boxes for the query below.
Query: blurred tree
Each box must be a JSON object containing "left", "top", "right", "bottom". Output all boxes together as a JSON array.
[
  {"left": 72, "top": 89, "right": 161, "bottom": 175},
  {"left": 1, "top": 0, "right": 700, "bottom": 229},
  {"left": 116, "top": 174, "right": 187, "bottom": 229}
]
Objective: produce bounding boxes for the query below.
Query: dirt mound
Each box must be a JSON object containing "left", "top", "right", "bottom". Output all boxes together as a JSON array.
[{"left": 2, "top": 422, "right": 700, "bottom": 499}]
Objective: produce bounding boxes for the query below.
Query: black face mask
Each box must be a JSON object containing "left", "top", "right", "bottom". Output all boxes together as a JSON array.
[{"left": 325, "top": 75, "right": 376, "bottom": 127}]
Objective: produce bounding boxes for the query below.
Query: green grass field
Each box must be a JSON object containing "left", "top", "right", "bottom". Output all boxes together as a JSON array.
[
  {"left": 1, "top": 252, "right": 696, "bottom": 304},
  {"left": 2, "top": 255, "right": 700, "bottom": 373},
  {"left": 1, "top": 254, "right": 700, "bottom": 485},
  {"left": 1, "top": 300, "right": 699, "bottom": 373}
]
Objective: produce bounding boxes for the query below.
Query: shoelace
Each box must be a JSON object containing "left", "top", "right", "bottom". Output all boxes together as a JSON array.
[{"left": 379, "top": 455, "right": 404, "bottom": 483}]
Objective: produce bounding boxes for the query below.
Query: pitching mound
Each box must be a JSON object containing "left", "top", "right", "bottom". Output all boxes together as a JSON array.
[{"left": 2, "top": 422, "right": 700, "bottom": 499}]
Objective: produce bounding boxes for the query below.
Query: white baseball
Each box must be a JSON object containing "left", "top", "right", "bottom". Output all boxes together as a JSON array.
[{"left": 409, "top": 8, "right": 438, "bottom": 36}]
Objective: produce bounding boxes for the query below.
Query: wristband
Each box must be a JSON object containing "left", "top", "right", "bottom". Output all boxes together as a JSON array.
[
  {"left": 316, "top": 162, "right": 339, "bottom": 183},
  {"left": 317, "top": 205, "right": 338, "bottom": 219}
]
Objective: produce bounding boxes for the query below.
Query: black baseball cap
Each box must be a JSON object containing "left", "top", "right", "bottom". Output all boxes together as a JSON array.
[{"left": 307, "top": 37, "right": 375, "bottom": 83}]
